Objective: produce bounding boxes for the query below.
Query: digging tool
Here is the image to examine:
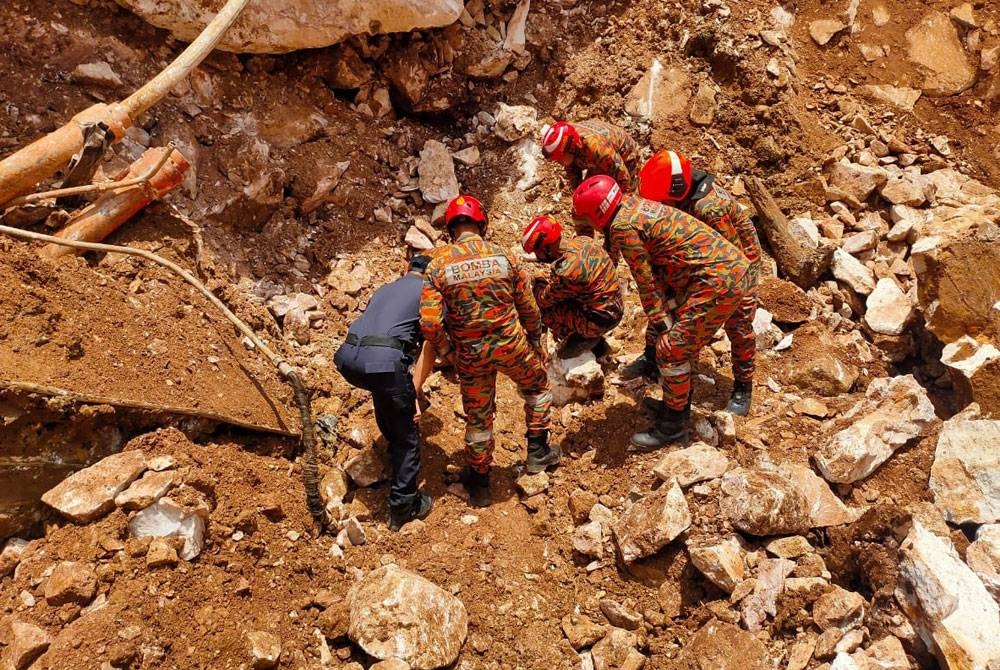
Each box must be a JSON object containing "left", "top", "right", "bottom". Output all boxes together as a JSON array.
[
  {"left": 0, "top": 223, "right": 328, "bottom": 532},
  {"left": 40, "top": 146, "right": 190, "bottom": 259},
  {"left": 0, "top": 0, "right": 252, "bottom": 207}
]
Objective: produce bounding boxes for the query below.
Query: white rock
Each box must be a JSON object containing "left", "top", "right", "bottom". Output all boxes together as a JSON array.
[
  {"left": 611, "top": 480, "right": 691, "bottom": 564},
  {"left": 652, "top": 442, "right": 731, "bottom": 487},
  {"left": 128, "top": 496, "right": 208, "bottom": 561},
  {"left": 41, "top": 451, "right": 147, "bottom": 523},
  {"left": 624, "top": 59, "right": 690, "bottom": 127},
  {"left": 720, "top": 468, "right": 812, "bottom": 536},
  {"left": 940, "top": 336, "right": 1000, "bottom": 414},
  {"left": 777, "top": 462, "right": 861, "bottom": 528},
  {"left": 905, "top": 11, "right": 976, "bottom": 96},
  {"left": 865, "top": 278, "right": 915, "bottom": 335},
  {"left": 549, "top": 352, "right": 604, "bottom": 406},
  {"left": 896, "top": 520, "right": 1000, "bottom": 669},
  {"left": 115, "top": 0, "right": 464, "bottom": 54},
  {"left": 114, "top": 470, "right": 176, "bottom": 511},
  {"left": 861, "top": 85, "right": 922, "bottom": 112},
  {"left": 417, "top": 140, "right": 460, "bottom": 204},
  {"left": 688, "top": 536, "right": 746, "bottom": 593},
  {"left": 573, "top": 520, "right": 606, "bottom": 559},
  {"left": 0, "top": 620, "right": 51, "bottom": 670},
  {"left": 0, "top": 538, "right": 29, "bottom": 577},
  {"left": 929, "top": 418, "right": 1000, "bottom": 524},
  {"left": 826, "top": 161, "right": 888, "bottom": 202},
  {"left": 880, "top": 175, "right": 927, "bottom": 206},
  {"left": 832, "top": 249, "right": 876, "bottom": 295},
  {"left": 452, "top": 146, "right": 480, "bottom": 166},
  {"left": 966, "top": 524, "right": 1000, "bottom": 601},
  {"left": 810, "top": 18, "right": 847, "bottom": 45},
  {"left": 345, "top": 447, "right": 389, "bottom": 487},
  {"left": 841, "top": 230, "right": 878, "bottom": 256},
  {"left": 789, "top": 216, "right": 821, "bottom": 248},
  {"left": 741, "top": 558, "right": 795, "bottom": 631},
  {"left": 513, "top": 137, "right": 542, "bottom": 191},
  {"left": 516, "top": 471, "right": 550, "bottom": 497},
  {"left": 246, "top": 631, "right": 281, "bottom": 670},
  {"left": 494, "top": 104, "right": 537, "bottom": 142},
  {"left": 815, "top": 375, "right": 937, "bottom": 484},
  {"left": 405, "top": 226, "right": 434, "bottom": 251},
  {"left": 348, "top": 565, "right": 468, "bottom": 670}
]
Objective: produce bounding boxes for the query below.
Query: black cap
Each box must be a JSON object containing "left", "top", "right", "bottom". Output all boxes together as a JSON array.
[{"left": 409, "top": 255, "right": 433, "bottom": 274}]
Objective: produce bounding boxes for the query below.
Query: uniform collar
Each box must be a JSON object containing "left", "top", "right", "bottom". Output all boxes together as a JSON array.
[{"left": 456, "top": 231, "right": 482, "bottom": 242}]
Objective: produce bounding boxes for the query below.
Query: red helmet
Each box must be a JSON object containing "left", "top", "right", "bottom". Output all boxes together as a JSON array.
[
  {"left": 521, "top": 215, "right": 562, "bottom": 254},
  {"left": 638, "top": 150, "right": 693, "bottom": 202},
  {"left": 444, "top": 194, "right": 488, "bottom": 235},
  {"left": 572, "top": 175, "right": 623, "bottom": 231},
  {"left": 541, "top": 121, "right": 580, "bottom": 161}
]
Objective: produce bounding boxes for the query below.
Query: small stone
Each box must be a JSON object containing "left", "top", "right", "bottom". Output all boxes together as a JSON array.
[
  {"left": 832, "top": 249, "right": 876, "bottom": 296},
  {"left": 146, "top": 538, "right": 180, "bottom": 569},
  {"left": 765, "top": 536, "right": 813, "bottom": 559},
  {"left": 562, "top": 613, "right": 606, "bottom": 650},
  {"left": 147, "top": 455, "right": 176, "bottom": 471},
  {"left": 590, "top": 627, "right": 642, "bottom": 670},
  {"left": 741, "top": 557, "right": 796, "bottom": 631},
  {"left": 371, "top": 660, "right": 411, "bottom": 670},
  {"left": 573, "top": 520, "right": 606, "bottom": 559},
  {"left": 320, "top": 468, "right": 350, "bottom": 507},
  {"left": 417, "top": 139, "right": 460, "bottom": 204},
  {"left": 344, "top": 447, "right": 389, "bottom": 487},
  {"left": 516, "top": 471, "right": 550, "bottom": 497},
  {"left": 246, "top": 631, "right": 281, "bottom": 669},
  {"left": 71, "top": 61, "right": 123, "bottom": 87},
  {"left": 826, "top": 162, "right": 888, "bottom": 203},
  {"left": 966, "top": 524, "right": 1000, "bottom": 601},
  {"left": 864, "top": 278, "right": 915, "bottom": 336},
  {"left": 689, "top": 81, "right": 717, "bottom": 126},
  {"left": 115, "top": 470, "right": 176, "bottom": 511},
  {"left": 41, "top": 450, "right": 147, "bottom": 523},
  {"left": 813, "top": 586, "right": 866, "bottom": 631},
  {"left": 0, "top": 621, "right": 51, "bottom": 670},
  {"left": 0, "top": 538, "right": 29, "bottom": 577},
  {"left": 569, "top": 489, "right": 599, "bottom": 525},
  {"left": 493, "top": 104, "right": 537, "bottom": 142},
  {"left": 452, "top": 146, "right": 480, "bottom": 166},
  {"left": 43, "top": 561, "right": 97, "bottom": 606},
  {"left": 405, "top": 226, "right": 434, "bottom": 251},
  {"left": 810, "top": 19, "right": 848, "bottom": 46},
  {"left": 128, "top": 496, "right": 208, "bottom": 561},
  {"left": 793, "top": 398, "right": 830, "bottom": 418},
  {"left": 344, "top": 517, "right": 367, "bottom": 546},
  {"left": 652, "top": 442, "right": 730, "bottom": 487},
  {"left": 720, "top": 468, "right": 812, "bottom": 536},
  {"left": 688, "top": 536, "right": 746, "bottom": 593},
  {"left": 599, "top": 599, "right": 643, "bottom": 630}
]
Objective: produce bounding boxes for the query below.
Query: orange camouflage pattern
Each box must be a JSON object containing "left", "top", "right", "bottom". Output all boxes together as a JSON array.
[
  {"left": 419, "top": 232, "right": 552, "bottom": 473},
  {"left": 533, "top": 236, "right": 623, "bottom": 341},
  {"left": 607, "top": 195, "right": 749, "bottom": 410},
  {"left": 566, "top": 120, "right": 640, "bottom": 188}
]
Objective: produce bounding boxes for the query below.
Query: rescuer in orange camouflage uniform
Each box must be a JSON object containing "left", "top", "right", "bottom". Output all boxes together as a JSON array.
[
  {"left": 541, "top": 119, "right": 640, "bottom": 189},
  {"left": 521, "top": 214, "right": 623, "bottom": 358},
  {"left": 419, "top": 195, "right": 560, "bottom": 507},
  {"left": 572, "top": 176, "right": 749, "bottom": 450},
  {"left": 636, "top": 150, "right": 762, "bottom": 416}
]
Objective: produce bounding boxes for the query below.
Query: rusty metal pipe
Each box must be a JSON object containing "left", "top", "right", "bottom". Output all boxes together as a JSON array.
[
  {"left": 39, "top": 147, "right": 190, "bottom": 259},
  {"left": 0, "top": 0, "right": 251, "bottom": 207}
]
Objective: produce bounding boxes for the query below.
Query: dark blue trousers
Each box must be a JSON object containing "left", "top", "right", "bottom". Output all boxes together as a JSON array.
[{"left": 334, "top": 346, "right": 421, "bottom": 510}]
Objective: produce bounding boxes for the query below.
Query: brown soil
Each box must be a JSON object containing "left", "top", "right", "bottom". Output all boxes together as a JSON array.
[{"left": 2, "top": 0, "right": 998, "bottom": 667}]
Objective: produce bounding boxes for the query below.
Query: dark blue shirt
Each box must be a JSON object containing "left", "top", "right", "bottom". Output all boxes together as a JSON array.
[{"left": 337, "top": 273, "right": 424, "bottom": 374}]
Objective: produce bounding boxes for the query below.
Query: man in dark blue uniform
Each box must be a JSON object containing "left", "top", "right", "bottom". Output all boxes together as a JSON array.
[{"left": 334, "top": 255, "right": 435, "bottom": 531}]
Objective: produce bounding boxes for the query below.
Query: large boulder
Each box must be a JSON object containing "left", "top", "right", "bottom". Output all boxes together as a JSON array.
[
  {"left": 929, "top": 418, "right": 1000, "bottom": 525},
  {"left": 814, "top": 375, "right": 937, "bottom": 484},
  {"left": 41, "top": 450, "right": 147, "bottom": 523},
  {"left": 966, "top": 524, "right": 1000, "bottom": 602},
  {"left": 611, "top": 480, "right": 691, "bottom": 564},
  {"left": 720, "top": 468, "right": 812, "bottom": 536},
  {"left": 904, "top": 11, "right": 976, "bottom": 96},
  {"left": 896, "top": 520, "right": 1000, "bottom": 669},
  {"left": 114, "top": 0, "right": 464, "bottom": 54},
  {"left": 348, "top": 565, "right": 468, "bottom": 669}
]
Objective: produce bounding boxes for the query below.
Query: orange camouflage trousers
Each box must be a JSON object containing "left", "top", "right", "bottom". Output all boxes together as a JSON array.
[
  {"left": 656, "top": 273, "right": 748, "bottom": 411},
  {"left": 645, "top": 276, "right": 757, "bottom": 385},
  {"left": 457, "top": 331, "right": 552, "bottom": 473}
]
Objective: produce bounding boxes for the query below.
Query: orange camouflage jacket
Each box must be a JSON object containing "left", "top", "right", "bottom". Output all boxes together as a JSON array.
[
  {"left": 534, "top": 236, "right": 622, "bottom": 321},
  {"left": 419, "top": 232, "right": 543, "bottom": 354},
  {"left": 682, "top": 180, "right": 761, "bottom": 282},
  {"left": 567, "top": 119, "right": 640, "bottom": 188},
  {"left": 607, "top": 195, "right": 748, "bottom": 333}
]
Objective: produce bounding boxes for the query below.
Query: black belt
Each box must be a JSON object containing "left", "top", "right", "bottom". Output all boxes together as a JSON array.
[
  {"left": 587, "top": 301, "right": 623, "bottom": 328},
  {"left": 345, "top": 333, "right": 408, "bottom": 351}
]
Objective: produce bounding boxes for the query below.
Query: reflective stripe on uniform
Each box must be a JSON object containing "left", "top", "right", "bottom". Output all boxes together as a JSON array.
[
  {"left": 465, "top": 428, "right": 493, "bottom": 445},
  {"left": 661, "top": 361, "right": 691, "bottom": 377},
  {"left": 523, "top": 391, "right": 553, "bottom": 408}
]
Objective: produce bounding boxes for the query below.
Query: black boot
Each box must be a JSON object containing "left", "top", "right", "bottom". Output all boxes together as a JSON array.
[
  {"left": 619, "top": 346, "right": 659, "bottom": 381},
  {"left": 525, "top": 430, "right": 562, "bottom": 474},
  {"left": 727, "top": 380, "right": 753, "bottom": 417},
  {"left": 460, "top": 467, "right": 491, "bottom": 508},
  {"left": 591, "top": 337, "right": 611, "bottom": 359},
  {"left": 388, "top": 493, "right": 433, "bottom": 531},
  {"left": 630, "top": 406, "right": 688, "bottom": 451}
]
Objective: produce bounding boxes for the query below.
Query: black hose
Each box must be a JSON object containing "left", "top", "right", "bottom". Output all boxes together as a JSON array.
[{"left": 282, "top": 365, "right": 327, "bottom": 531}]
